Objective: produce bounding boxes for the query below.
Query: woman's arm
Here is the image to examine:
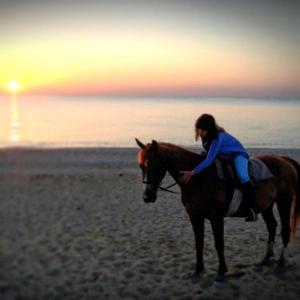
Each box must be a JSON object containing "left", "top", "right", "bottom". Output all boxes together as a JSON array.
[
  {"left": 179, "top": 134, "right": 223, "bottom": 184},
  {"left": 194, "top": 136, "right": 222, "bottom": 174}
]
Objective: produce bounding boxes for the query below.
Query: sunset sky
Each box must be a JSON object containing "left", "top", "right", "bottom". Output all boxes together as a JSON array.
[{"left": 1, "top": 0, "right": 300, "bottom": 97}]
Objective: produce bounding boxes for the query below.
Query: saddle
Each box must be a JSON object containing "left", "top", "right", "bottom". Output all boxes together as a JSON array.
[
  {"left": 215, "top": 157, "right": 274, "bottom": 184},
  {"left": 214, "top": 158, "right": 274, "bottom": 217}
]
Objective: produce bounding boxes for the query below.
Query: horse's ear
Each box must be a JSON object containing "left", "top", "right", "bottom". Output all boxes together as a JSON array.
[
  {"left": 152, "top": 140, "right": 158, "bottom": 151},
  {"left": 135, "top": 138, "right": 145, "bottom": 149}
]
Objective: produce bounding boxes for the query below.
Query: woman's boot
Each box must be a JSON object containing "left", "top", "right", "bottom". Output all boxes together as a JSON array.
[{"left": 241, "top": 181, "right": 257, "bottom": 221}]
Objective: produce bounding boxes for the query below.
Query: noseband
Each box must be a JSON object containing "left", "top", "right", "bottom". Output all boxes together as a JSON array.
[{"left": 143, "top": 180, "right": 179, "bottom": 194}]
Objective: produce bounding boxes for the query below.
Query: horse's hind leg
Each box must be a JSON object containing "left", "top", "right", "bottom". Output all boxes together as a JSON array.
[
  {"left": 276, "top": 194, "right": 293, "bottom": 267},
  {"left": 260, "top": 207, "right": 277, "bottom": 265}
]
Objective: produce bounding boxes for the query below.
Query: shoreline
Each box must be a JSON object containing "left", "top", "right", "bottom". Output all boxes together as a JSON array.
[{"left": 0, "top": 146, "right": 299, "bottom": 173}]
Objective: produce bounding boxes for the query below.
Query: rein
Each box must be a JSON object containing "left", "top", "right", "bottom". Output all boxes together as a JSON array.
[{"left": 143, "top": 180, "right": 179, "bottom": 194}]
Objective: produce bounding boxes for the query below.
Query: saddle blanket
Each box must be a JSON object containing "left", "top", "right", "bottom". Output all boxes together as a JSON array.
[
  {"left": 225, "top": 189, "right": 243, "bottom": 217},
  {"left": 214, "top": 158, "right": 274, "bottom": 217},
  {"left": 215, "top": 157, "right": 274, "bottom": 182}
]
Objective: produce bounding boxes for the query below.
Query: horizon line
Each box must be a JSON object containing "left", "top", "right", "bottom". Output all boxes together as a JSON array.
[{"left": 1, "top": 91, "right": 300, "bottom": 101}]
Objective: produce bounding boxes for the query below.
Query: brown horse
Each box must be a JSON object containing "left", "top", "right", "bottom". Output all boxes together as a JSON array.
[{"left": 135, "top": 138, "right": 300, "bottom": 281}]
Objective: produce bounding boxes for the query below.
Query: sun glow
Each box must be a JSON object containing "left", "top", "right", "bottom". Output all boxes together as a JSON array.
[{"left": 7, "top": 81, "right": 20, "bottom": 93}]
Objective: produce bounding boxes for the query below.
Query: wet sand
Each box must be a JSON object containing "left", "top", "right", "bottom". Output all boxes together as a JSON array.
[{"left": 0, "top": 147, "right": 300, "bottom": 300}]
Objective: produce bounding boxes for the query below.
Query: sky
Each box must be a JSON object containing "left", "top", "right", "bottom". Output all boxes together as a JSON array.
[{"left": 1, "top": 0, "right": 300, "bottom": 98}]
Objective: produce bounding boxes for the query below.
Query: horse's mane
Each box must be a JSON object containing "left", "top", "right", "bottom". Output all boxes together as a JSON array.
[
  {"left": 158, "top": 142, "right": 202, "bottom": 157},
  {"left": 157, "top": 142, "right": 206, "bottom": 169}
]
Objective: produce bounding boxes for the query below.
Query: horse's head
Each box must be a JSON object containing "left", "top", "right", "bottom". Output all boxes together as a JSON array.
[{"left": 135, "top": 138, "right": 167, "bottom": 203}]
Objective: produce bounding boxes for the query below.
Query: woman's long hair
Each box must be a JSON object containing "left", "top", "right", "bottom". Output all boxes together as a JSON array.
[{"left": 195, "top": 114, "right": 225, "bottom": 150}]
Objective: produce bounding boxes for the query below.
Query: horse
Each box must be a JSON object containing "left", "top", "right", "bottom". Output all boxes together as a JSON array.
[{"left": 135, "top": 138, "right": 300, "bottom": 281}]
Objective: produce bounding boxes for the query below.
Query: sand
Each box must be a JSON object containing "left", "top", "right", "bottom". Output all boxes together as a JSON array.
[{"left": 0, "top": 147, "right": 300, "bottom": 300}]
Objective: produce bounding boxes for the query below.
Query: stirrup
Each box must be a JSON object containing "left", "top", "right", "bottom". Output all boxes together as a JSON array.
[{"left": 245, "top": 208, "right": 257, "bottom": 222}]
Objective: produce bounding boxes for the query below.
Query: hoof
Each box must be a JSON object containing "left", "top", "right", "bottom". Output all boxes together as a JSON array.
[
  {"left": 278, "top": 257, "right": 285, "bottom": 268},
  {"left": 194, "top": 264, "right": 205, "bottom": 277},
  {"left": 258, "top": 258, "right": 271, "bottom": 266},
  {"left": 193, "top": 269, "right": 205, "bottom": 278},
  {"left": 275, "top": 264, "right": 286, "bottom": 275},
  {"left": 276, "top": 256, "right": 286, "bottom": 271},
  {"left": 184, "top": 270, "right": 204, "bottom": 280},
  {"left": 233, "top": 263, "right": 250, "bottom": 269},
  {"left": 215, "top": 273, "right": 226, "bottom": 282},
  {"left": 226, "top": 269, "right": 246, "bottom": 278}
]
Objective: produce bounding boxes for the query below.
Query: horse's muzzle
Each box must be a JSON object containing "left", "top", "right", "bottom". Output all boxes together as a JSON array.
[{"left": 143, "top": 183, "right": 157, "bottom": 203}]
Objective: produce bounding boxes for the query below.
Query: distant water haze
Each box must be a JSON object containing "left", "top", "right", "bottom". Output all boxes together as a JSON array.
[{"left": 0, "top": 96, "right": 299, "bottom": 149}]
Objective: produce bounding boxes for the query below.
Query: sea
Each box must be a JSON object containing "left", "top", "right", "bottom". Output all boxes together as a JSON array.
[{"left": 0, "top": 95, "right": 299, "bottom": 149}]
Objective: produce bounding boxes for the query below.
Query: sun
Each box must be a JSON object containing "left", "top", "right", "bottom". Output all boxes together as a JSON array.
[{"left": 7, "top": 80, "right": 20, "bottom": 93}]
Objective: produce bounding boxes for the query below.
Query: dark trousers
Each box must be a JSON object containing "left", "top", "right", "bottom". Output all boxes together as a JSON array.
[{"left": 241, "top": 181, "right": 256, "bottom": 211}]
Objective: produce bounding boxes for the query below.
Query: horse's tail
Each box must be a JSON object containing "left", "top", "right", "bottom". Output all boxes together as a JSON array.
[
  {"left": 293, "top": 161, "right": 300, "bottom": 238},
  {"left": 283, "top": 156, "right": 300, "bottom": 238}
]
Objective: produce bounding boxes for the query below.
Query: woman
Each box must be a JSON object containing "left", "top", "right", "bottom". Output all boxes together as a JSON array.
[{"left": 179, "top": 114, "right": 257, "bottom": 221}]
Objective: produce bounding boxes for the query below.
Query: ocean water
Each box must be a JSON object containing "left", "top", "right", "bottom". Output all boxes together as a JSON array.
[{"left": 0, "top": 95, "right": 299, "bottom": 149}]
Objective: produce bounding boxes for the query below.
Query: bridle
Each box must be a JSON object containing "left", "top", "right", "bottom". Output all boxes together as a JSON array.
[
  {"left": 142, "top": 180, "right": 179, "bottom": 194},
  {"left": 141, "top": 149, "right": 180, "bottom": 195}
]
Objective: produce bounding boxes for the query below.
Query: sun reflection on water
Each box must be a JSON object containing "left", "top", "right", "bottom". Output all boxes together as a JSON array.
[{"left": 10, "top": 95, "right": 20, "bottom": 142}]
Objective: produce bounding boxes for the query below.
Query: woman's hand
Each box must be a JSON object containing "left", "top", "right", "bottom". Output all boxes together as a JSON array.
[{"left": 179, "top": 170, "right": 195, "bottom": 184}]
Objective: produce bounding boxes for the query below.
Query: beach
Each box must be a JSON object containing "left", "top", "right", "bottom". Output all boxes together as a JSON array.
[{"left": 0, "top": 147, "right": 300, "bottom": 300}]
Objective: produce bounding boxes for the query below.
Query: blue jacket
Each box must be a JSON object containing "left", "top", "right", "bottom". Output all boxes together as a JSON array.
[{"left": 194, "top": 131, "right": 249, "bottom": 174}]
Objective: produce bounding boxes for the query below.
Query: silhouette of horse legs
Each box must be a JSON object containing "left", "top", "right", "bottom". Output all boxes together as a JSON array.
[
  {"left": 190, "top": 214, "right": 205, "bottom": 276},
  {"left": 261, "top": 207, "right": 277, "bottom": 265},
  {"left": 210, "top": 215, "right": 228, "bottom": 281}
]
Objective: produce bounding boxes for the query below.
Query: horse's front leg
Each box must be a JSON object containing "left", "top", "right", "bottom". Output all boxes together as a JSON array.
[
  {"left": 210, "top": 215, "right": 228, "bottom": 281},
  {"left": 190, "top": 214, "right": 205, "bottom": 277}
]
